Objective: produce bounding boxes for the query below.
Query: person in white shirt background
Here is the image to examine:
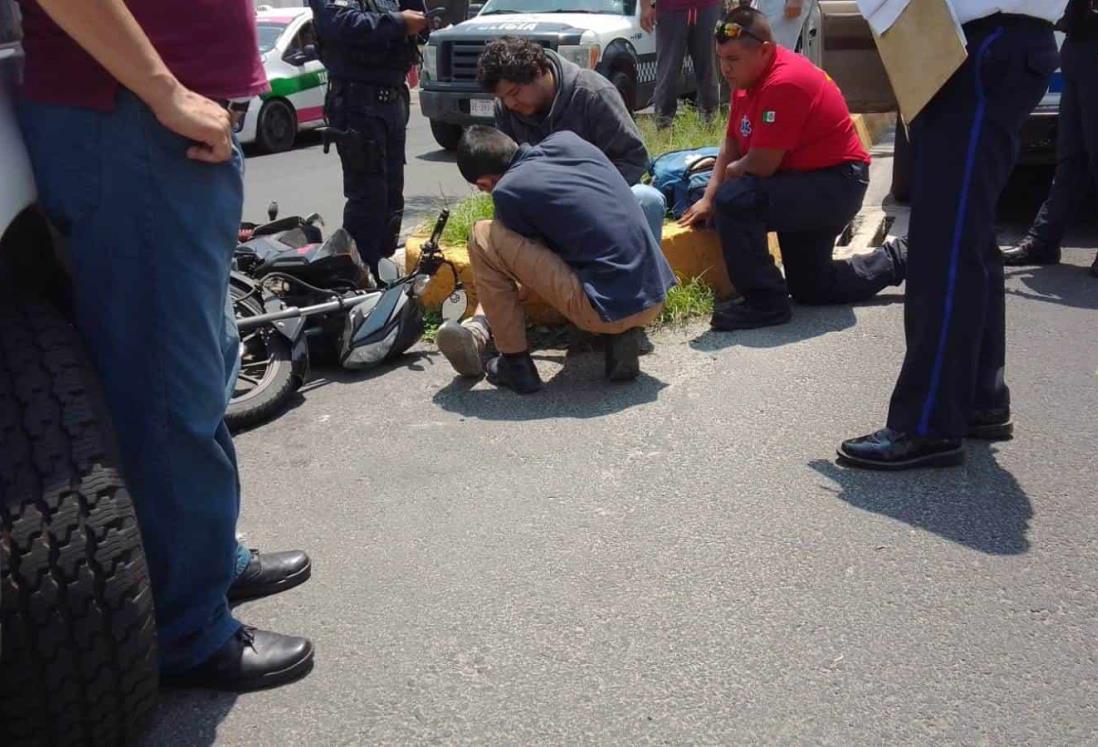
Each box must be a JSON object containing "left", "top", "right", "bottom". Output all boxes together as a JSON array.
[{"left": 839, "top": 0, "right": 1067, "bottom": 469}]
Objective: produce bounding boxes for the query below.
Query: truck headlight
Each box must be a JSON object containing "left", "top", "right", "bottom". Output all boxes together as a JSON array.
[
  {"left": 557, "top": 44, "right": 600, "bottom": 70},
  {"left": 423, "top": 45, "right": 439, "bottom": 80}
]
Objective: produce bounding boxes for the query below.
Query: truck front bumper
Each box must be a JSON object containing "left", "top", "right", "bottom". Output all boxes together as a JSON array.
[{"left": 419, "top": 88, "right": 496, "bottom": 126}]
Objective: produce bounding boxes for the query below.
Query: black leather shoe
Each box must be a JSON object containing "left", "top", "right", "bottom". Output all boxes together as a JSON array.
[
  {"left": 1002, "top": 237, "right": 1060, "bottom": 266},
  {"left": 162, "top": 626, "right": 314, "bottom": 692},
  {"left": 710, "top": 302, "right": 792, "bottom": 331},
  {"left": 229, "top": 549, "right": 312, "bottom": 602},
  {"left": 968, "top": 408, "right": 1013, "bottom": 440},
  {"left": 605, "top": 328, "right": 643, "bottom": 381},
  {"left": 838, "top": 428, "right": 964, "bottom": 470},
  {"left": 485, "top": 352, "right": 542, "bottom": 394}
]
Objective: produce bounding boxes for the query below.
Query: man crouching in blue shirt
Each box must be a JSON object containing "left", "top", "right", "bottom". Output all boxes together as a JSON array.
[{"left": 441, "top": 126, "right": 677, "bottom": 394}]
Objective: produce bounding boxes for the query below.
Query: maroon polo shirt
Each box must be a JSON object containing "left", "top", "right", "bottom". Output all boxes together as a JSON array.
[{"left": 18, "top": 0, "right": 268, "bottom": 111}]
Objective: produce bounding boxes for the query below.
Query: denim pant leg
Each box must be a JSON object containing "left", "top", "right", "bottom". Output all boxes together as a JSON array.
[
  {"left": 632, "top": 184, "right": 667, "bottom": 244},
  {"left": 18, "top": 93, "right": 243, "bottom": 673}
]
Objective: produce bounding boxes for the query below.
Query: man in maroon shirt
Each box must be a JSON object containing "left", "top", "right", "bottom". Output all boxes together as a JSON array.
[
  {"left": 641, "top": 0, "right": 721, "bottom": 127},
  {"left": 680, "top": 7, "right": 906, "bottom": 331},
  {"left": 16, "top": 0, "right": 314, "bottom": 690}
]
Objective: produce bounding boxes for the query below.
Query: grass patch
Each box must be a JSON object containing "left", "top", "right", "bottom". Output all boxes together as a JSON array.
[
  {"left": 440, "top": 193, "right": 494, "bottom": 247},
  {"left": 638, "top": 105, "right": 726, "bottom": 162},
  {"left": 421, "top": 307, "right": 443, "bottom": 344},
  {"left": 657, "top": 274, "right": 715, "bottom": 328}
]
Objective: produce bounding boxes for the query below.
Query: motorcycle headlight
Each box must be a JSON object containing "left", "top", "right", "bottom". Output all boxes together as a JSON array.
[
  {"left": 422, "top": 45, "right": 439, "bottom": 81},
  {"left": 557, "top": 44, "right": 600, "bottom": 70}
]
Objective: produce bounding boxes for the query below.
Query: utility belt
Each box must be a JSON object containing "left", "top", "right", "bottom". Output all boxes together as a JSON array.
[
  {"left": 964, "top": 12, "right": 1054, "bottom": 34},
  {"left": 213, "top": 98, "right": 251, "bottom": 134},
  {"left": 329, "top": 79, "right": 404, "bottom": 105}
]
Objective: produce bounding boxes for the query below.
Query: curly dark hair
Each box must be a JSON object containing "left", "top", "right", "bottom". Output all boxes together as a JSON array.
[{"left": 476, "top": 37, "right": 552, "bottom": 93}]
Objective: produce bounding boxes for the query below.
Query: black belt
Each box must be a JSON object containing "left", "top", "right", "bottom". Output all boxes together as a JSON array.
[
  {"left": 329, "top": 79, "right": 404, "bottom": 104},
  {"left": 213, "top": 99, "right": 251, "bottom": 134},
  {"left": 964, "top": 13, "right": 1054, "bottom": 33}
]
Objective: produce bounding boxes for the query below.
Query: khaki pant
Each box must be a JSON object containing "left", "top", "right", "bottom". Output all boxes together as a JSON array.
[{"left": 468, "top": 220, "right": 662, "bottom": 354}]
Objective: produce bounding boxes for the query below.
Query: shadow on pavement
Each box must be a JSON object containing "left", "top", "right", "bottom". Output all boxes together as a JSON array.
[
  {"left": 809, "top": 442, "right": 1033, "bottom": 555},
  {"left": 432, "top": 350, "right": 667, "bottom": 421},
  {"left": 139, "top": 691, "right": 238, "bottom": 747},
  {"left": 1006, "top": 260, "right": 1098, "bottom": 311},
  {"left": 415, "top": 149, "right": 457, "bottom": 163},
  {"left": 690, "top": 304, "right": 858, "bottom": 352}
]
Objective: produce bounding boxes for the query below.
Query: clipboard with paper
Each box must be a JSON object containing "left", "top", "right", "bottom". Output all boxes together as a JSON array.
[{"left": 856, "top": 0, "right": 969, "bottom": 123}]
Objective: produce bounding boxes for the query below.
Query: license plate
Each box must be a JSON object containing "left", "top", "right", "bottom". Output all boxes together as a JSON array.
[{"left": 470, "top": 99, "right": 494, "bottom": 118}]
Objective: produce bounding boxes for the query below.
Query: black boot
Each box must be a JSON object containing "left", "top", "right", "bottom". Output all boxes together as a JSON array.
[
  {"left": 1001, "top": 236, "right": 1060, "bottom": 266},
  {"left": 485, "top": 351, "right": 543, "bottom": 394},
  {"left": 838, "top": 428, "right": 964, "bottom": 470},
  {"left": 967, "top": 408, "right": 1013, "bottom": 440},
  {"left": 162, "top": 626, "right": 314, "bottom": 692},
  {"left": 710, "top": 301, "right": 792, "bottom": 331},
  {"left": 229, "top": 549, "right": 312, "bottom": 602},
  {"left": 605, "top": 328, "right": 643, "bottom": 382}
]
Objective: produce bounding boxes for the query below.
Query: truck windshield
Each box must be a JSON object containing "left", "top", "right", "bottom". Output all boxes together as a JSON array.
[{"left": 479, "top": 0, "right": 634, "bottom": 16}]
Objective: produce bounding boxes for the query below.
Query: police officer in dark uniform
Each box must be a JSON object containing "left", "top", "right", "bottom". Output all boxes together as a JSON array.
[
  {"left": 839, "top": 0, "right": 1065, "bottom": 470},
  {"left": 1002, "top": 0, "right": 1098, "bottom": 276},
  {"left": 309, "top": 0, "right": 430, "bottom": 277}
]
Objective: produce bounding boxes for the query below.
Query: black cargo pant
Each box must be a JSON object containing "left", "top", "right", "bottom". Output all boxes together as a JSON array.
[
  {"left": 1026, "top": 37, "right": 1098, "bottom": 251},
  {"left": 887, "top": 15, "right": 1058, "bottom": 438},
  {"left": 326, "top": 79, "right": 406, "bottom": 275},
  {"left": 713, "top": 161, "right": 902, "bottom": 311}
]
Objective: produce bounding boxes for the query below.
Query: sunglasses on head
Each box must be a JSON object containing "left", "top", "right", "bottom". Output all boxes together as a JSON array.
[{"left": 714, "top": 21, "right": 766, "bottom": 44}]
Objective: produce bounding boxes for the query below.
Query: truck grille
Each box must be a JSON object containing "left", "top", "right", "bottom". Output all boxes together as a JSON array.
[{"left": 443, "top": 39, "right": 551, "bottom": 83}]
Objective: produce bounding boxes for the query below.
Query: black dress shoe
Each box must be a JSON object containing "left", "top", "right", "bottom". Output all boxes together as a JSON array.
[
  {"left": 1001, "top": 237, "right": 1060, "bottom": 266},
  {"left": 967, "top": 408, "right": 1013, "bottom": 440},
  {"left": 710, "top": 302, "right": 792, "bottom": 331},
  {"left": 838, "top": 428, "right": 964, "bottom": 470},
  {"left": 605, "top": 328, "right": 643, "bottom": 381},
  {"left": 485, "top": 352, "right": 543, "bottom": 394},
  {"left": 162, "top": 626, "right": 314, "bottom": 692},
  {"left": 229, "top": 549, "right": 312, "bottom": 602}
]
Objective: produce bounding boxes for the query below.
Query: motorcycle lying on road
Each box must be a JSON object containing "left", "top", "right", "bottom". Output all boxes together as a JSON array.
[{"left": 227, "top": 206, "right": 465, "bottom": 432}]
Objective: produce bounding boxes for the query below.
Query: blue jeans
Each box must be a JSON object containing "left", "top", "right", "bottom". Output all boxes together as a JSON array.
[
  {"left": 18, "top": 91, "right": 244, "bottom": 674},
  {"left": 632, "top": 184, "right": 667, "bottom": 244}
]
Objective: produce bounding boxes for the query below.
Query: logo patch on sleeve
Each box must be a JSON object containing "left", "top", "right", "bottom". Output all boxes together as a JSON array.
[{"left": 763, "top": 111, "right": 776, "bottom": 124}]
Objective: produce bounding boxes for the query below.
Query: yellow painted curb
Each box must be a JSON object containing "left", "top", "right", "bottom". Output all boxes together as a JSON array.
[
  {"left": 851, "top": 112, "right": 897, "bottom": 150},
  {"left": 405, "top": 222, "right": 782, "bottom": 324}
]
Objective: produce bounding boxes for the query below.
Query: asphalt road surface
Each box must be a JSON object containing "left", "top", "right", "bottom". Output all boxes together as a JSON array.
[{"left": 142, "top": 106, "right": 1098, "bottom": 745}]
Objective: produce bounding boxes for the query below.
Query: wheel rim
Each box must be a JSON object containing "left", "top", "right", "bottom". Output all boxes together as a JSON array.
[
  {"left": 232, "top": 296, "right": 279, "bottom": 403},
  {"left": 264, "top": 104, "right": 295, "bottom": 149}
]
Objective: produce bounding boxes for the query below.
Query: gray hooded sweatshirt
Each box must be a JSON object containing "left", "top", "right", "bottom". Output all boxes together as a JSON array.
[{"left": 493, "top": 50, "right": 650, "bottom": 186}]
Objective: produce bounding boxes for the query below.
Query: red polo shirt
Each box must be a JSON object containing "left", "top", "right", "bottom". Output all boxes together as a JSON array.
[
  {"left": 726, "top": 46, "right": 869, "bottom": 172},
  {"left": 18, "top": 0, "right": 268, "bottom": 111}
]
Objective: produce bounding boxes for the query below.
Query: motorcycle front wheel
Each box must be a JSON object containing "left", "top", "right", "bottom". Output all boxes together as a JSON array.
[{"left": 226, "top": 286, "right": 300, "bottom": 432}]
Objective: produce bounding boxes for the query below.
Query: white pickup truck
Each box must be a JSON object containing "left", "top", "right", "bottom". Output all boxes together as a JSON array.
[{"left": 419, "top": 0, "right": 697, "bottom": 150}]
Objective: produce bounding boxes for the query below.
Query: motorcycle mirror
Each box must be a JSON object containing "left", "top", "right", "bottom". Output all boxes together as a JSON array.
[
  {"left": 376, "top": 258, "right": 401, "bottom": 284},
  {"left": 441, "top": 288, "right": 468, "bottom": 323},
  {"left": 267, "top": 201, "right": 279, "bottom": 221}
]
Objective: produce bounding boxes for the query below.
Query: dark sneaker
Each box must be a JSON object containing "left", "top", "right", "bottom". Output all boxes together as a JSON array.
[
  {"left": 711, "top": 301, "right": 792, "bottom": 331},
  {"left": 605, "top": 328, "right": 644, "bottom": 382},
  {"left": 838, "top": 428, "right": 964, "bottom": 470},
  {"left": 1001, "top": 236, "right": 1060, "bottom": 266},
  {"left": 162, "top": 626, "right": 314, "bottom": 692},
  {"left": 967, "top": 408, "right": 1013, "bottom": 440},
  {"left": 228, "top": 549, "right": 312, "bottom": 602},
  {"left": 485, "top": 352, "right": 543, "bottom": 394}
]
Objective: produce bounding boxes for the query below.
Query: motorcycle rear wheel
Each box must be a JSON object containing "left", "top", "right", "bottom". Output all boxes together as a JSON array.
[{"left": 226, "top": 287, "right": 299, "bottom": 433}]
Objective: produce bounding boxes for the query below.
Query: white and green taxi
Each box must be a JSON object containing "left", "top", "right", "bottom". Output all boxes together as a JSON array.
[{"left": 240, "top": 6, "right": 329, "bottom": 152}]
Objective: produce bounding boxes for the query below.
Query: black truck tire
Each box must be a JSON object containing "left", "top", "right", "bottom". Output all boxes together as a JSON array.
[
  {"left": 430, "top": 120, "right": 464, "bottom": 151},
  {"left": 0, "top": 297, "right": 159, "bottom": 747},
  {"left": 226, "top": 286, "right": 299, "bottom": 433}
]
